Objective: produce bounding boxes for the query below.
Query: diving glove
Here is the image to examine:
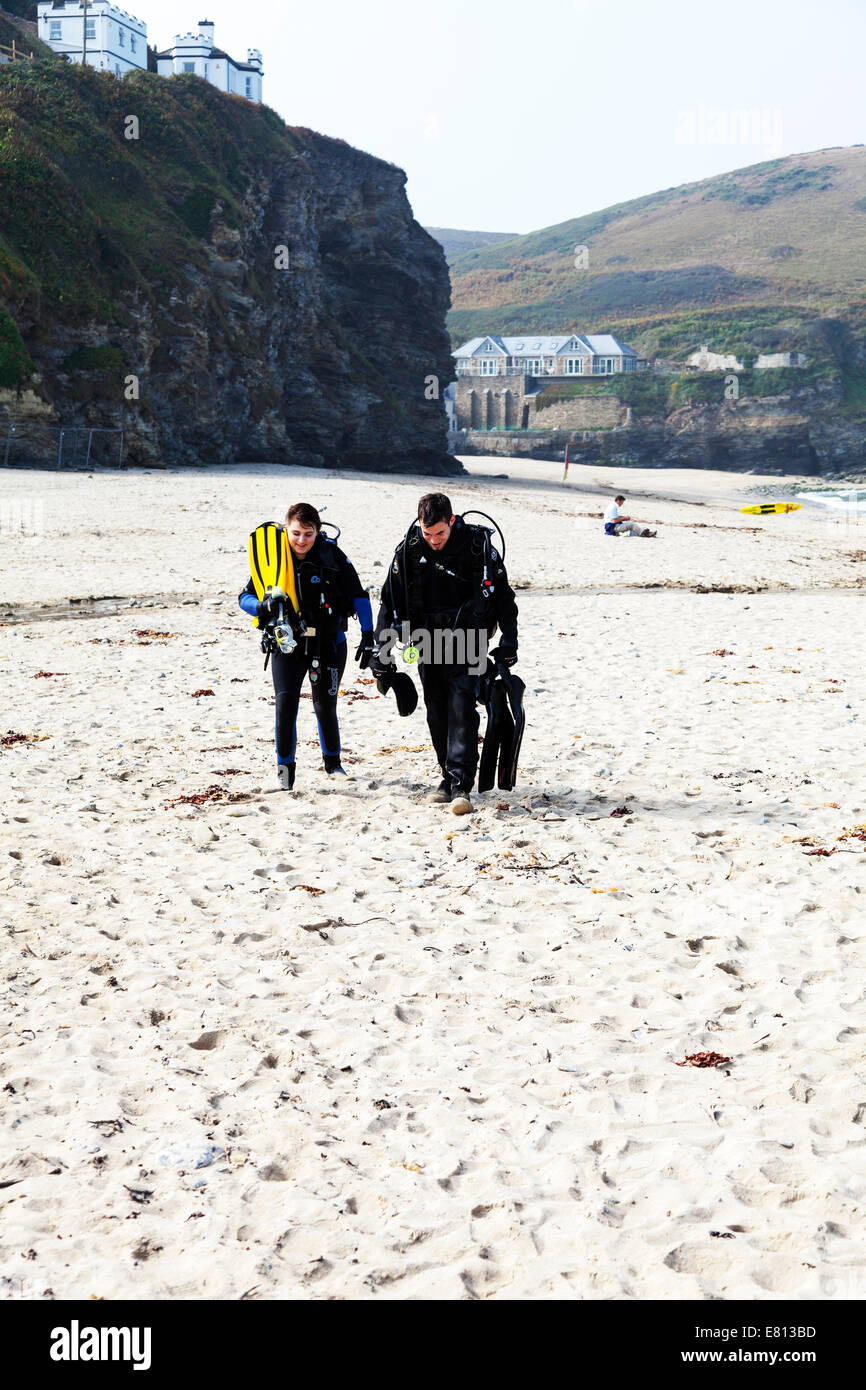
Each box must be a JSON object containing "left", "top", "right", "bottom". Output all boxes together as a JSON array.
[
  {"left": 256, "top": 589, "right": 284, "bottom": 625},
  {"left": 355, "top": 630, "right": 376, "bottom": 669},
  {"left": 369, "top": 649, "right": 390, "bottom": 680},
  {"left": 491, "top": 643, "right": 518, "bottom": 668}
]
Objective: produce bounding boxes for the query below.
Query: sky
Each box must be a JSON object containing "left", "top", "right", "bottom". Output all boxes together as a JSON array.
[{"left": 133, "top": 0, "right": 866, "bottom": 235}]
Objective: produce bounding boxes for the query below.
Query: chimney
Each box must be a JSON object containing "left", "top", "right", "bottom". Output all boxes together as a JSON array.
[
  {"left": 247, "top": 48, "right": 262, "bottom": 69},
  {"left": 198, "top": 19, "right": 215, "bottom": 46}
]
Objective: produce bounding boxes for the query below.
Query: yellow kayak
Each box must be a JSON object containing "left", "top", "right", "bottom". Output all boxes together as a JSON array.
[{"left": 740, "top": 502, "right": 803, "bottom": 515}]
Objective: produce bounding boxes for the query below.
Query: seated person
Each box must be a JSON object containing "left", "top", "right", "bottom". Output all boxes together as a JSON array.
[{"left": 604, "top": 494, "right": 656, "bottom": 537}]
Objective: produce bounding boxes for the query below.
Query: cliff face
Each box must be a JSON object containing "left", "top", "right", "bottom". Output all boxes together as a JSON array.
[
  {"left": 0, "top": 58, "right": 456, "bottom": 472},
  {"left": 458, "top": 380, "right": 866, "bottom": 475}
]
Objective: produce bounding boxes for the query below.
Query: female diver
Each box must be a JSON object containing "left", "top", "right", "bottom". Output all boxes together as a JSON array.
[{"left": 238, "top": 502, "right": 374, "bottom": 788}]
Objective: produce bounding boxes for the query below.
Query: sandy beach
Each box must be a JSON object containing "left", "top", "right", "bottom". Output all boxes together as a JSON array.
[{"left": 1, "top": 455, "right": 865, "bottom": 1301}]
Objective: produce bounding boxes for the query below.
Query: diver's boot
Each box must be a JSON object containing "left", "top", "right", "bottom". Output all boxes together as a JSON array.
[
  {"left": 323, "top": 754, "right": 347, "bottom": 777},
  {"left": 277, "top": 762, "right": 295, "bottom": 791},
  {"left": 450, "top": 788, "right": 472, "bottom": 816},
  {"left": 428, "top": 776, "right": 451, "bottom": 804}
]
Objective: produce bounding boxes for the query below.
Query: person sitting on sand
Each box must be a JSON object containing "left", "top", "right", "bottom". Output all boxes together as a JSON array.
[{"left": 604, "top": 494, "right": 657, "bottom": 538}]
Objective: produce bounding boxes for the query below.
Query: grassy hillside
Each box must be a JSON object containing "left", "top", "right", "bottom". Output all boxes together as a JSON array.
[
  {"left": 426, "top": 227, "right": 519, "bottom": 265},
  {"left": 0, "top": 53, "right": 293, "bottom": 369},
  {"left": 446, "top": 147, "right": 866, "bottom": 388}
]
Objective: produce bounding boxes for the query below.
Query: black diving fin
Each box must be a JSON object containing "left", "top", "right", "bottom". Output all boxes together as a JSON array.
[
  {"left": 478, "top": 675, "right": 506, "bottom": 793},
  {"left": 478, "top": 661, "right": 526, "bottom": 793},
  {"left": 497, "top": 666, "right": 525, "bottom": 790}
]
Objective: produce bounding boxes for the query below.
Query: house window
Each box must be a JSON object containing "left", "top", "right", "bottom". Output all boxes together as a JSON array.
[
  {"left": 118, "top": 29, "right": 125, "bottom": 47},
  {"left": 524, "top": 358, "right": 541, "bottom": 375},
  {"left": 479, "top": 358, "right": 498, "bottom": 376},
  {"left": 85, "top": 19, "right": 96, "bottom": 39},
  {"left": 565, "top": 358, "right": 584, "bottom": 375},
  {"left": 130, "top": 34, "right": 137, "bottom": 53},
  {"left": 49, "top": 21, "right": 62, "bottom": 40},
  {"left": 595, "top": 357, "right": 616, "bottom": 374},
  {"left": 183, "top": 62, "right": 196, "bottom": 72},
  {"left": 245, "top": 77, "right": 252, "bottom": 96}
]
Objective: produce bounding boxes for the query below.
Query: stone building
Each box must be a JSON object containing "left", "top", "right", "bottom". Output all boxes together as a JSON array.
[
  {"left": 753, "top": 352, "right": 809, "bottom": 369},
  {"left": 687, "top": 344, "right": 810, "bottom": 371},
  {"left": 450, "top": 331, "right": 646, "bottom": 431},
  {"left": 687, "top": 344, "right": 744, "bottom": 372},
  {"left": 453, "top": 333, "right": 644, "bottom": 379}
]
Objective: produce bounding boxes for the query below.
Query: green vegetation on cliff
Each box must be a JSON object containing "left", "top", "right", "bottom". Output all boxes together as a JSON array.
[
  {"left": 0, "top": 301, "right": 34, "bottom": 386},
  {"left": 534, "top": 364, "right": 824, "bottom": 415},
  {"left": 0, "top": 56, "right": 291, "bottom": 324}
]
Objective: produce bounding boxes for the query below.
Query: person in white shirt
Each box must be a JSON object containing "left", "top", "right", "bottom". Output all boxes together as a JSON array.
[{"left": 603, "top": 494, "right": 656, "bottom": 537}]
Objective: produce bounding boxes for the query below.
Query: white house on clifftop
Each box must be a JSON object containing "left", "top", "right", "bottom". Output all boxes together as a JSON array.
[
  {"left": 36, "top": 5, "right": 263, "bottom": 100},
  {"left": 156, "top": 20, "right": 263, "bottom": 103},
  {"left": 37, "top": 1, "right": 147, "bottom": 77}
]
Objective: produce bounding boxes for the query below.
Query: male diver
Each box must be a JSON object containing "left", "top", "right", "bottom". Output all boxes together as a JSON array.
[
  {"left": 239, "top": 503, "right": 374, "bottom": 788},
  {"left": 371, "top": 492, "right": 519, "bottom": 815}
]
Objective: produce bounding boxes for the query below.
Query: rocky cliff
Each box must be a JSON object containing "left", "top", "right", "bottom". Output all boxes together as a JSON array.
[
  {"left": 457, "top": 368, "right": 866, "bottom": 476},
  {"left": 458, "top": 389, "right": 864, "bottom": 474},
  {"left": 0, "top": 52, "right": 456, "bottom": 472}
]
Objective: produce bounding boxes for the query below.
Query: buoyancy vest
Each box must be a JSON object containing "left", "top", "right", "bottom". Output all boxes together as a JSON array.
[
  {"left": 394, "top": 520, "right": 498, "bottom": 635},
  {"left": 293, "top": 537, "right": 353, "bottom": 634}
]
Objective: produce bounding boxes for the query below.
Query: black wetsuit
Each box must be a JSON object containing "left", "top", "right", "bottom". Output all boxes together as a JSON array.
[
  {"left": 239, "top": 536, "right": 371, "bottom": 768},
  {"left": 375, "top": 518, "right": 518, "bottom": 791}
]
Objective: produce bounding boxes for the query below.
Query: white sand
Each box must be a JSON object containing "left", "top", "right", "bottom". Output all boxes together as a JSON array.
[{"left": 1, "top": 457, "right": 865, "bottom": 1301}]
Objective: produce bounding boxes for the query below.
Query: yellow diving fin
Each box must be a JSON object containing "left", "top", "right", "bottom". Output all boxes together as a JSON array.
[
  {"left": 248, "top": 523, "right": 301, "bottom": 626},
  {"left": 249, "top": 523, "right": 288, "bottom": 627}
]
